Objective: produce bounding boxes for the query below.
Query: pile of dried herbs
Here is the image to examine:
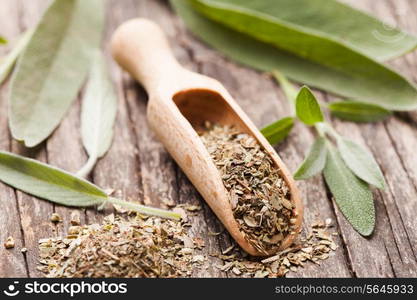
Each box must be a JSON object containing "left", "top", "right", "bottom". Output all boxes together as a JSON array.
[
  {"left": 38, "top": 213, "right": 205, "bottom": 278},
  {"left": 199, "top": 123, "right": 297, "bottom": 254},
  {"left": 36, "top": 207, "right": 337, "bottom": 278},
  {"left": 213, "top": 220, "right": 338, "bottom": 277}
]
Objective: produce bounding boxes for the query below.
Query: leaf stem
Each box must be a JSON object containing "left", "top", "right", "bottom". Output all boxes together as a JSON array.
[
  {"left": 314, "top": 122, "right": 327, "bottom": 138},
  {"left": 107, "top": 197, "right": 181, "bottom": 221},
  {"left": 323, "top": 123, "right": 341, "bottom": 140},
  {"left": 76, "top": 155, "right": 98, "bottom": 178},
  {"left": 272, "top": 70, "right": 297, "bottom": 116}
]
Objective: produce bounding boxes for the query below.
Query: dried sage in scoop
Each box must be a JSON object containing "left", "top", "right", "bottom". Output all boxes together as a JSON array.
[{"left": 199, "top": 123, "right": 297, "bottom": 254}]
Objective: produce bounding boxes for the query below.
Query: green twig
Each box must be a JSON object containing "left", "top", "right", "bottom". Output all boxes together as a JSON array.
[{"left": 107, "top": 197, "right": 181, "bottom": 221}]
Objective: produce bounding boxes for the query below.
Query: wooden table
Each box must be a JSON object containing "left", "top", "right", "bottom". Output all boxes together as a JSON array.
[{"left": 1, "top": 0, "right": 416, "bottom": 278}]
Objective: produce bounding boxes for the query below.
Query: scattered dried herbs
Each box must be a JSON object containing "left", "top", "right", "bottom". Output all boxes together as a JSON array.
[
  {"left": 4, "top": 236, "right": 15, "bottom": 249},
  {"left": 0, "top": 30, "right": 33, "bottom": 84},
  {"left": 199, "top": 123, "right": 296, "bottom": 254},
  {"left": 212, "top": 220, "right": 338, "bottom": 277},
  {"left": 38, "top": 213, "right": 205, "bottom": 278},
  {"left": 260, "top": 117, "right": 294, "bottom": 145}
]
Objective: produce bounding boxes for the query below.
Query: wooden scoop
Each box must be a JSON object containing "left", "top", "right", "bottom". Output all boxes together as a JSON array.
[{"left": 111, "top": 18, "right": 303, "bottom": 256}]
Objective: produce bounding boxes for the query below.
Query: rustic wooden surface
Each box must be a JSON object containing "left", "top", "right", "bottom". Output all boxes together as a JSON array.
[{"left": 1, "top": 0, "right": 417, "bottom": 278}]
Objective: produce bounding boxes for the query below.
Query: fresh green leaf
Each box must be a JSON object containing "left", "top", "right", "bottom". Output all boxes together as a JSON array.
[
  {"left": 0, "top": 36, "right": 7, "bottom": 44},
  {"left": 0, "top": 150, "right": 106, "bottom": 206},
  {"left": 328, "top": 101, "right": 392, "bottom": 123},
  {"left": 0, "top": 151, "right": 180, "bottom": 220},
  {"left": 78, "top": 51, "right": 117, "bottom": 178},
  {"left": 193, "top": 0, "right": 417, "bottom": 61},
  {"left": 294, "top": 137, "right": 327, "bottom": 180},
  {"left": 0, "top": 30, "right": 33, "bottom": 84},
  {"left": 295, "top": 86, "right": 324, "bottom": 125},
  {"left": 337, "top": 137, "right": 386, "bottom": 189},
  {"left": 323, "top": 145, "right": 375, "bottom": 236},
  {"left": 261, "top": 117, "right": 294, "bottom": 145},
  {"left": 172, "top": 0, "right": 417, "bottom": 111},
  {"left": 9, "top": 0, "right": 105, "bottom": 147}
]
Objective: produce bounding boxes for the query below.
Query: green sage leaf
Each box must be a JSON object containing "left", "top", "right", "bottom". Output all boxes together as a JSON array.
[
  {"left": 337, "top": 137, "right": 386, "bottom": 189},
  {"left": 295, "top": 86, "right": 324, "bottom": 125},
  {"left": 323, "top": 145, "right": 375, "bottom": 236},
  {"left": 9, "top": 0, "right": 104, "bottom": 147},
  {"left": 0, "top": 30, "right": 33, "bottom": 84},
  {"left": 172, "top": 0, "right": 417, "bottom": 111},
  {"left": 0, "top": 36, "right": 7, "bottom": 44},
  {"left": 0, "top": 151, "right": 180, "bottom": 220},
  {"left": 78, "top": 52, "right": 117, "bottom": 178},
  {"left": 261, "top": 117, "right": 294, "bottom": 145},
  {"left": 0, "top": 150, "right": 107, "bottom": 207},
  {"left": 294, "top": 137, "right": 327, "bottom": 180},
  {"left": 328, "top": 101, "right": 392, "bottom": 123}
]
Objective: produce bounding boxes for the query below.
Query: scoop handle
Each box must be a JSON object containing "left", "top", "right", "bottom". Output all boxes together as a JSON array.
[{"left": 111, "top": 18, "right": 183, "bottom": 94}]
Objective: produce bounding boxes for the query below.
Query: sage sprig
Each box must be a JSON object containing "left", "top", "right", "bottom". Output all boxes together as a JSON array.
[
  {"left": 295, "top": 89, "right": 377, "bottom": 235},
  {"left": 9, "top": 0, "right": 104, "bottom": 147},
  {"left": 0, "top": 30, "right": 33, "bottom": 84},
  {"left": 78, "top": 51, "right": 117, "bottom": 178},
  {"left": 172, "top": 0, "right": 417, "bottom": 111},
  {"left": 262, "top": 73, "right": 384, "bottom": 236},
  {"left": 260, "top": 117, "right": 294, "bottom": 145},
  {"left": 0, "top": 151, "right": 180, "bottom": 220}
]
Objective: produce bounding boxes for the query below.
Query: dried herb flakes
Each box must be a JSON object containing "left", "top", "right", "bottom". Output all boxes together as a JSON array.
[
  {"left": 212, "top": 220, "right": 338, "bottom": 277},
  {"left": 38, "top": 213, "right": 205, "bottom": 278},
  {"left": 200, "top": 123, "right": 296, "bottom": 254},
  {"left": 4, "top": 236, "right": 15, "bottom": 249}
]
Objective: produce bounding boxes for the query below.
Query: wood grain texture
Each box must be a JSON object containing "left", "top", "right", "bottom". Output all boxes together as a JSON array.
[
  {"left": 0, "top": 0, "right": 416, "bottom": 277},
  {"left": 0, "top": 0, "right": 28, "bottom": 278}
]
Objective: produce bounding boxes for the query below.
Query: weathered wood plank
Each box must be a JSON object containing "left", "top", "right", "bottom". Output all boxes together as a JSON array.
[{"left": 0, "top": 1, "right": 28, "bottom": 276}]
